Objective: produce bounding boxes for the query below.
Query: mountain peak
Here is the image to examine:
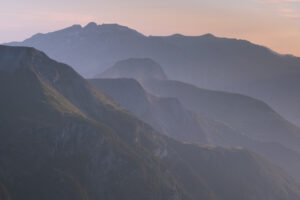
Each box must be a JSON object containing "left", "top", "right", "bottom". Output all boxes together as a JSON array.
[
  {"left": 84, "top": 22, "right": 98, "bottom": 30},
  {"left": 100, "top": 58, "right": 168, "bottom": 81},
  {"left": 201, "top": 33, "right": 216, "bottom": 38},
  {"left": 168, "top": 33, "right": 216, "bottom": 39},
  {"left": 80, "top": 22, "right": 145, "bottom": 37},
  {"left": 98, "top": 23, "right": 144, "bottom": 36},
  {"left": 68, "top": 24, "right": 82, "bottom": 30},
  {"left": 0, "top": 45, "right": 47, "bottom": 72}
]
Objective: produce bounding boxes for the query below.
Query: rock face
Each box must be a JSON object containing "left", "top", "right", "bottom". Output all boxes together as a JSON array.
[
  {"left": 6, "top": 22, "right": 300, "bottom": 126},
  {"left": 1, "top": 45, "right": 300, "bottom": 200}
]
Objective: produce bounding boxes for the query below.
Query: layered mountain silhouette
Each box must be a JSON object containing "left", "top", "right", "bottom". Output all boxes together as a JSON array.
[
  {"left": 99, "top": 58, "right": 300, "bottom": 181},
  {"left": 2, "top": 45, "right": 300, "bottom": 200},
  {"left": 89, "top": 78, "right": 207, "bottom": 143},
  {"left": 100, "top": 58, "right": 167, "bottom": 81},
  {"left": 145, "top": 79, "right": 300, "bottom": 153},
  {"left": 91, "top": 78, "right": 300, "bottom": 182},
  {"left": 6, "top": 22, "right": 300, "bottom": 126},
  {"left": 100, "top": 58, "right": 300, "bottom": 152},
  {"left": 0, "top": 45, "right": 188, "bottom": 200}
]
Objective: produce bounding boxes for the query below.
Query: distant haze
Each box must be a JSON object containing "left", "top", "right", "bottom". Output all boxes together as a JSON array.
[{"left": 1, "top": 0, "right": 300, "bottom": 56}]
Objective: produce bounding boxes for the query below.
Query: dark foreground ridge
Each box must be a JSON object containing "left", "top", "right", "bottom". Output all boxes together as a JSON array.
[{"left": 1, "top": 45, "right": 300, "bottom": 200}]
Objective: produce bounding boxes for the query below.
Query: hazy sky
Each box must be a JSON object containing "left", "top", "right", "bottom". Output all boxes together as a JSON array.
[{"left": 1, "top": 0, "right": 300, "bottom": 56}]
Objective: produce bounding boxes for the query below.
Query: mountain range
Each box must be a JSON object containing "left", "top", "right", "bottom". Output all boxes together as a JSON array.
[
  {"left": 0, "top": 46, "right": 300, "bottom": 200},
  {"left": 3, "top": 21, "right": 300, "bottom": 200},
  {"left": 89, "top": 78, "right": 207, "bottom": 143},
  {"left": 6, "top": 22, "right": 300, "bottom": 126},
  {"left": 95, "top": 58, "right": 300, "bottom": 181},
  {"left": 3, "top": 45, "right": 300, "bottom": 199}
]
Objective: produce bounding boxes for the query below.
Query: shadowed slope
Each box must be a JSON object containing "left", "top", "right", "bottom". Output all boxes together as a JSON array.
[
  {"left": 0, "top": 46, "right": 190, "bottom": 200},
  {"left": 89, "top": 78, "right": 207, "bottom": 143},
  {"left": 1, "top": 45, "right": 300, "bottom": 200},
  {"left": 99, "top": 58, "right": 300, "bottom": 181}
]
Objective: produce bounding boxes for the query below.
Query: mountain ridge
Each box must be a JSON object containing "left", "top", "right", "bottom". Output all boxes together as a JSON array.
[
  {"left": 2, "top": 45, "right": 300, "bottom": 199},
  {"left": 6, "top": 22, "right": 300, "bottom": 126},
  {"left": 98, "top": 58, "right": 300, "bottom": 181},
  {"left": 89, "top": 78, "right": 208, "bottom": 143}
]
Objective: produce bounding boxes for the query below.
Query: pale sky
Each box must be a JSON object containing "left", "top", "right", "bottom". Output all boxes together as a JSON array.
[{"left": 1, "top": 0, "right": 300, "bottom": 56}]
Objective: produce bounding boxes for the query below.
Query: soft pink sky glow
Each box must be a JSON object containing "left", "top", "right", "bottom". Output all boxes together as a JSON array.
[{"left": 1, "top": 0, "right": 300, "bottom": 56}]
